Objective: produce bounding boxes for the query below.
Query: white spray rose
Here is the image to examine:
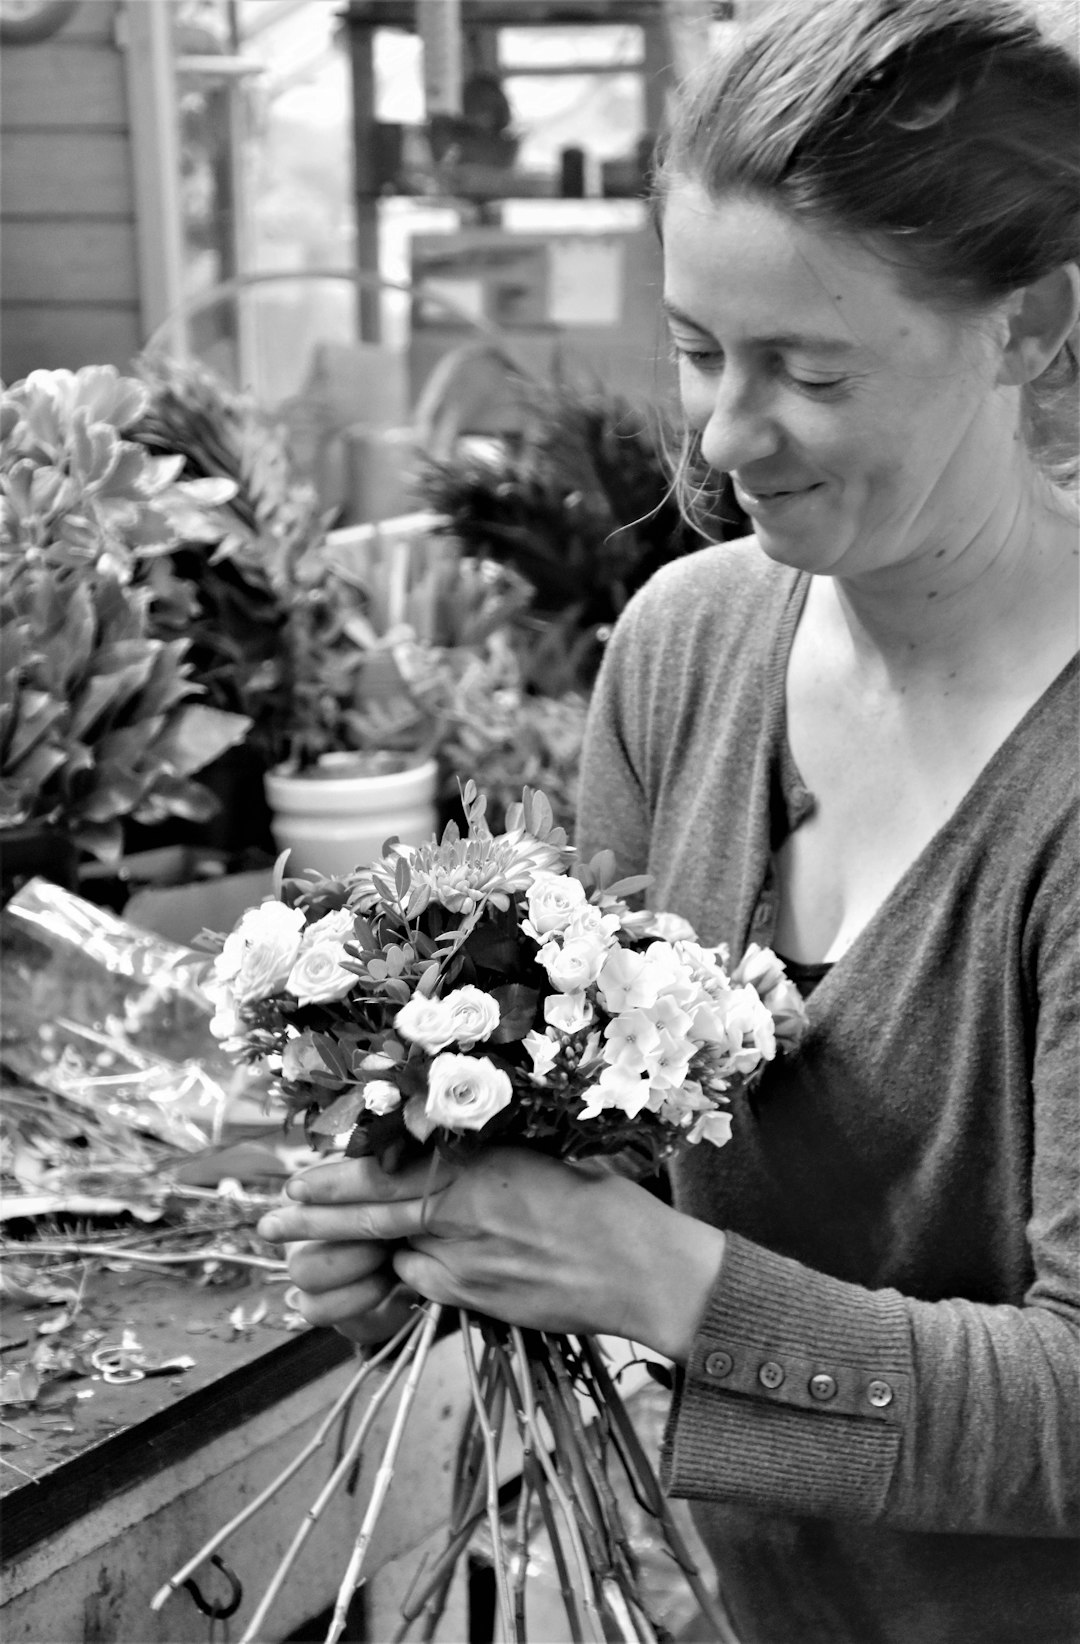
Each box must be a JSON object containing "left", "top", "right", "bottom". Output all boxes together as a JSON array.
[
  {"left": 219, "top": 901, "right": 306, "bottom": 1004},
  {"left": 536, "top": 933, "right": 608, "bottom": 993},
  {"left": 363, "top": 1079, "right": 402, "bottom": 1115},
  {"left": 286, "top": 942, "right": 356, "bottom": 1006},
  {"left": 395, "top": 994, "right": 458, "bottom": 1053},
  {"left": 425, "top": 1054, "right": 513, "bottom": 1131},
  {"left": 443, "top": 985, "right": 501, "bottom": 1047},
  {"left": 522, "top": 872, "right": 587, "bottom": 941}
]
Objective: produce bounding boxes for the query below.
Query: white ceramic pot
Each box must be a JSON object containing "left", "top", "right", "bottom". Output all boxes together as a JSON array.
[{"left": 263, "top": 755, "right": 439, "bottom": 878}]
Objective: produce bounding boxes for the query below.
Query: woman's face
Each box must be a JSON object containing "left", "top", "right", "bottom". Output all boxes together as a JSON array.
[{"left": 662, "top": 183, "right": 1015, "bottom": 579}]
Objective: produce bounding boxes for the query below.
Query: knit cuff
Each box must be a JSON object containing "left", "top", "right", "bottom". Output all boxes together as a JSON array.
[{"left": 661, "top": 1232, "right": 913, "bottom": 1520}]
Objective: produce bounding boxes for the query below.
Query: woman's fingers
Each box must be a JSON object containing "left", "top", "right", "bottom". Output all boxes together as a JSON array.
[
  {"left": 291, "top": 1276, "right": 420, "bottom": 1340},
  {"left": 259, "top": 1190, "right": 447, "bottom": 1247},
  {"left": 289, "top": 1268, "right": 397, "bottom": 1327},
  {"left": 286, "top": 1238, "right": 392, "bottom": 1293},
  {"left": 285, "top": 1153, "right": 457, "bottom": 1206}
]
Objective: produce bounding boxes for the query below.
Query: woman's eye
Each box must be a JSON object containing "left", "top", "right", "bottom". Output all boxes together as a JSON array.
[
  {"left": 671, "top": 343, "right": 723, "bottom": 370},
  {"left": 788, "top": 372, "right": 848, "bottom": 395}
]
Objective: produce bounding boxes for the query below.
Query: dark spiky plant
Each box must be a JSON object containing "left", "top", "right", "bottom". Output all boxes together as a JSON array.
[{"left": 413, "top": 375, "right": 741, "bottom": 693}]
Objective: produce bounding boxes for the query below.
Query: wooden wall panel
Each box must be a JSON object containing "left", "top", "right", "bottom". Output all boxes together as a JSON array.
[
  {"left": 2, "top": 130, "right": 133, "bottom": 217},
  {"left": 0, "top": 46, "right": 127, "bottom": 130},
  {"left": 0, "top": 0, "right": 139, "bottom": 378},
  {"left": 48, "top": 0, "right": 118, "bottom": 43},
  {"left": 2, "top": 221, "right": 139, "bottom": 304},
  {"left": 2, "top": 304, "right": 141, "bottom": 381}
]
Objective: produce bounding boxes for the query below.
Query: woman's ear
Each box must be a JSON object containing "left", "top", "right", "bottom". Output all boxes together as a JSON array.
[{"left": 997, "top": 264, "right": 1080, "bottom": 386}]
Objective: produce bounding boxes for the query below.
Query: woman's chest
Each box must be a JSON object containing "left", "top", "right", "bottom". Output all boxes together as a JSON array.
[{"left": 775, "top": 659, "right": 1038, "bottom": 962}]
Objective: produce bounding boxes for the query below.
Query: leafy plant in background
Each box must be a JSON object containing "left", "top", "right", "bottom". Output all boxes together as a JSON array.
[
  {"left": 414, "top": 377, "right": 737, "bottom": 694},
  {"left": 285, "top": 528, "right": 535, "bottom": 777},
  {"left": 0, "top": 366, "right": 250, "bottom": 864},
  {"left": 131, "top": 352, "right": 323, "bottom": 770}
]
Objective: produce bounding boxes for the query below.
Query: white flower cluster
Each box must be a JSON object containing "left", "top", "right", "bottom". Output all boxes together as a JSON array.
[
  {"left": 205, "top": 900, "right": 359, "bottom": 1045},
  {"left": 520, "top": 874, "right": 781, "bottom": 1146}
]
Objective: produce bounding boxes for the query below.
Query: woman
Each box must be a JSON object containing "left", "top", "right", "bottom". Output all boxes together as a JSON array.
[{"left": 258, "top": 3, "right": 1079, "bottom": 1638}]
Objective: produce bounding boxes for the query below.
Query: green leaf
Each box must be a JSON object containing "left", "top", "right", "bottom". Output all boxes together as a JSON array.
[
  {"left": 131, "top": 773, "right": 219, "bottom": 824},
  {"left": 312, "top": 1034, "right": 352, "bottom": 1080},
  {"left": 74, "top": 817, "right": 124, "bottom": 864},
  {"left": 309, "top": 1088, "right": 370, "bottom": 1135},
  {"left": 148, "top": 703, "right": 250, "bottom": 776},
  {"left": 3, "top": 741, "right": 68, "bottom": 799},
  {"left": 603, "top": 875, "right": 652, "bottom": 900},
  {"left": 488, "top": 983, "right": 539, "bottom": 1042},
  {"left": 3, "top": 691, "right": 66, "bottom": 767}
]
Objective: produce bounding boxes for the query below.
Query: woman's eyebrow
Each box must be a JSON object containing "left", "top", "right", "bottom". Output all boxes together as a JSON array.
[{"left": 662, "top": 299, "right": 859, "bottom": 355}]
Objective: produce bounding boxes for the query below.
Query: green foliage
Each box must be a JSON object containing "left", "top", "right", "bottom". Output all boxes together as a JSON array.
[{"left": 0, "top": 365, "right": 250, "bottom": 861}]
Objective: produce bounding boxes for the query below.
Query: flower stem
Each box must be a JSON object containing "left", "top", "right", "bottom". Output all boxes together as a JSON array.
[
  {"left": 460, "top": 1314, "right": 519, "bottom": 1642},
  {"left": 324, "top": 1303, "right": 443, "bottom": 1644},
  {"left": 150, "top": 1312, "right": 421, "bottom": 1614},
  {"left": 237, "top": 1306, "right": 434, "bottom": 1644},
  {"left": 578, "top": 1336, "right": 744, "bottom": 1644}
]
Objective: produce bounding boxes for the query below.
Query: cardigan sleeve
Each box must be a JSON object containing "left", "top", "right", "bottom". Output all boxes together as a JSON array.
[{"left": 662, "top": 853, "right": 1080, "bottom": 1538}]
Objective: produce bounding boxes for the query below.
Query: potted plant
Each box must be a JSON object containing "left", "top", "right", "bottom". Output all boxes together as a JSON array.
[
  {"left": 262, "top": 513, "right": 534, "bottom": 875},
  {"left": 128, "top": 351, "right": 321, "bottom": 861},
  {"left": 0, "top": 365, "right": 251, "bottom": 901}
]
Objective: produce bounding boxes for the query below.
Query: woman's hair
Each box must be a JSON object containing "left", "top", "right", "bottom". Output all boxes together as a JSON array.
[{"left": 656, "top": 0, "right": 1080, "bottom": 485}]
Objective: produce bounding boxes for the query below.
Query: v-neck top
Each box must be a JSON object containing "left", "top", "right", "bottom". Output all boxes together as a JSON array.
[{"left": 577, "top": 538, "right": 1080, "bottom": 1644}]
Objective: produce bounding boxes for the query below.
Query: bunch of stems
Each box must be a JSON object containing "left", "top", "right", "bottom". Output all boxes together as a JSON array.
[{"left": 151, "top": 1303, "right": 741, "bottom": 1644}]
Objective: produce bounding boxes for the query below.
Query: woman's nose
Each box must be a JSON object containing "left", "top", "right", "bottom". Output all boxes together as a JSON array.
[{"left": 698, "top": 376, "right": 780, "bottom": 473}]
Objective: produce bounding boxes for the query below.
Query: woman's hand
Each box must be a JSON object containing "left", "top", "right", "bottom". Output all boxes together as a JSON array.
[
  {"left": 259, "top": 1148, "right": 726, "bottom": 1364},
  {"left": 279, "top": 1234, "right": 418, "bottom": 1347}
]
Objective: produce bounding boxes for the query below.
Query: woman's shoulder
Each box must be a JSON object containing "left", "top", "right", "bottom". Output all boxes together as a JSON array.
[{"left": 619, "top": 534, "right": 796, "bottom": 642}]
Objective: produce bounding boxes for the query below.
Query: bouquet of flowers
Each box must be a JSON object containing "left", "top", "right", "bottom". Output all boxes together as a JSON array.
[{"left": 153, "top": 783, "right": 806, "bottom": 1643}]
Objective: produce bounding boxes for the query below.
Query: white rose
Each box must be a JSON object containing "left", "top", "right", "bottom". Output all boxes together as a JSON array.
[
  {"left": 523, "top": 872, "right": 587, "bottom": 940},
  {"left": 543, "top": 991, "right": 595, "bottom": 1034},
  {"left": 443, "top": 985, "right": 501, "bottom": 1047},
  {"left": 638, "top": 910, "right": 699, "bottom": 944},
  {"left": 285, "top": 941, "right": 356, "bottom": 1006},
  {"left": 363, "top": 1079, "right": 402, "bottom": 1115},
  {"left": 425, "top": 1053, "right": 513, "bottom": 1131},
  {"left": 230, "top": 901, "right": 306, "bottom": 1003},
  {"left": 281, "top": 1033, "right": 331, "bottom": 1081},
  {"left": 536, "top": 934, "right": 607, "bottom": 993},
  {"left": 395, "top": 994, "right": 457, "bottom": 1053},
  {"left": 564, "top": 904, "right": 622, "bottom": 943},
  {"left": 303, "top": 908, "right": 356, "bottom": 946},
  {"left": 523, "top": 1029, "right": 561, "bottom": 1081}
]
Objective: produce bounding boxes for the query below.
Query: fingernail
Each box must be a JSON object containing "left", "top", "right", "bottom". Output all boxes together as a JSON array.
[
  {"left": 286, "top": 1178, "right": 310, "bottom": 1202},
  {"left": 260, "top": 1215, "right": 284, "bottom": 1241}
]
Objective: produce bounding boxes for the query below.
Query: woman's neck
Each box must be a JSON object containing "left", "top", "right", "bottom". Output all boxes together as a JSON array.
[{"left": 825, "top": 478, "right": 1079, "bottom": 685}]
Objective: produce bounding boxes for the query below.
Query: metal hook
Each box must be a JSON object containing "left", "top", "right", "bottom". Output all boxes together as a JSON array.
[{"left": 183, "top": 1554, "right": 243, "bottom": 1621}]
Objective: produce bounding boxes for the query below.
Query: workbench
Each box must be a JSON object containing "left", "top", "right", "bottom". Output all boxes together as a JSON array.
[{"left": 1, "top": 1261, "right": 477, "bottom": 1643}]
